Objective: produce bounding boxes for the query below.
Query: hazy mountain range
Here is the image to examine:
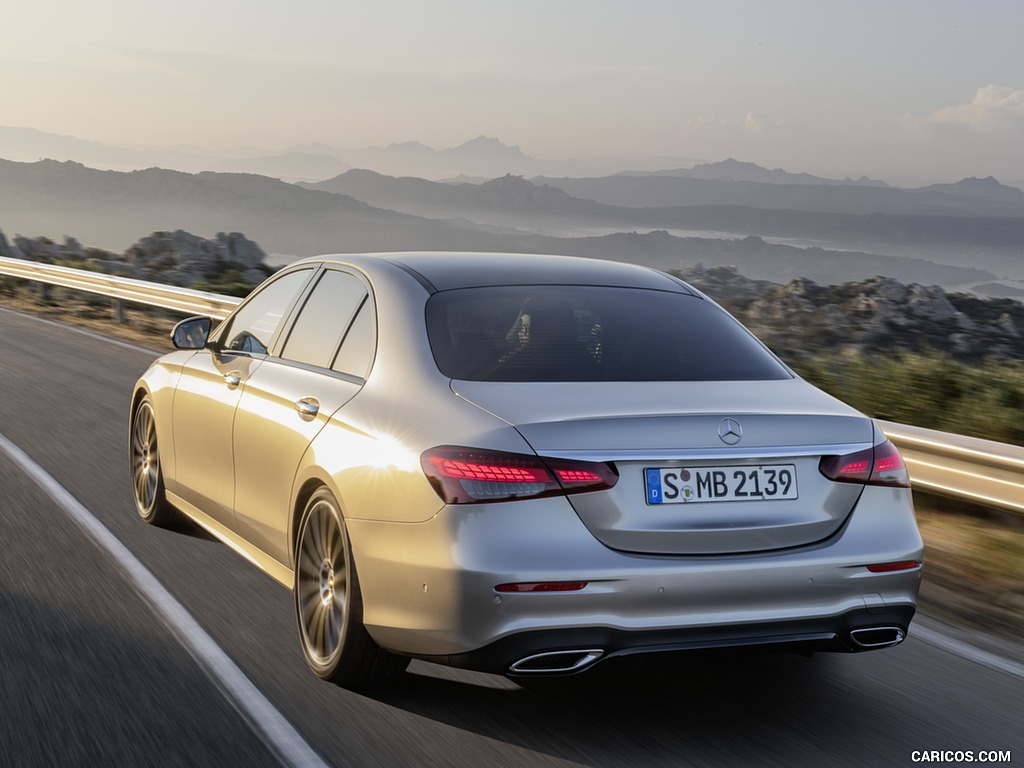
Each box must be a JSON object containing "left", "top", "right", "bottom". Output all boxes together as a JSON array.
[
  {"left": 0, "top": 157, "right": 1005, "bottom": 288},
  {"left": 0, "top": 127, "right": 622, "bottom": 181},
  {"left": 533, "top": 173, "right": 1024, "bottom": 218},
  {"left": 3, "top": 124, "right": 1024, "bottom": 291},
  {"left": 304, "top": 169, "right": 1024, "bottom": 233},
  {"left": 618, "top": 158, "right": 891, "bottom": 187}
]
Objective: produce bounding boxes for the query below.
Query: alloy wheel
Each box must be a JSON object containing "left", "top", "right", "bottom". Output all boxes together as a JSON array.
[
  {"left": 131, "top": 402, "right": 160, "bottom": 515},
  {"left": 296, "top": 498, "right": 348, "bottom": 666}
]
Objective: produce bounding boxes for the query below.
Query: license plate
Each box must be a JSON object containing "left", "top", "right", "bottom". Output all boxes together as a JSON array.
[{"left": 645, "top": 465, "right": 798, "bottom": 504}]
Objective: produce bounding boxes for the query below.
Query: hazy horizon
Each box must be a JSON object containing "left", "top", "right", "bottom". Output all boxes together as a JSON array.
[{"left": 3, "top": 1, "right": 1024, "bottom": 185}]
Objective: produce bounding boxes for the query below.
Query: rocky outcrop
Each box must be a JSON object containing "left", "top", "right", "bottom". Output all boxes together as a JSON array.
[
  {"left": 675, "top": 265, "right": 1024, "bottom": 362},
  {"left": 10, "top": 234, "right": 82, "bottom": 262},
  {"left": 126, "top": 230, "right": 268, "bottom": 286}
]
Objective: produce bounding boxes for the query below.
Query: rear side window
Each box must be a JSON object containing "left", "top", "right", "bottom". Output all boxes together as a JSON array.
[
  {"left": 425, "top": 286, "right": 791, "bottom": 382},
  {"left": 332, "top": 299, "right": 376, "bottom": 379},
  {"left": 281, "top": 270, "right": 367, "bottom": 368}
]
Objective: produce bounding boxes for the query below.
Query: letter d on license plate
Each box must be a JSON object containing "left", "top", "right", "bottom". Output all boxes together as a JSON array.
[{"left": 645, "top": 465, "right": 798, "bottom": 504}]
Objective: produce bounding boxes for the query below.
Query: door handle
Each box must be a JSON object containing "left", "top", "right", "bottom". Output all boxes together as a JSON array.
[
  {"left": 295, "top": 397, "right": 320, "bottom": 418},
  {"left": 224, "top": 372, "right": 242, "bottom": 388}
]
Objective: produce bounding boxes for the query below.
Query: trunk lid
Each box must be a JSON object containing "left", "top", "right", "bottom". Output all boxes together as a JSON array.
[{"left": 452, "top": 379, "right": 874, "bottom": 554}]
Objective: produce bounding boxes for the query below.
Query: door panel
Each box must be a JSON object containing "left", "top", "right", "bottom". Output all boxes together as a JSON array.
[
  {"left": 232, "top": 361, "right": 361, "bottom": 564},
  {"left": 171, "top": 350, "right": 263, "bottom": 523},
  {"left": 170, "top": 267, "right": 316, "bottom": 526}
]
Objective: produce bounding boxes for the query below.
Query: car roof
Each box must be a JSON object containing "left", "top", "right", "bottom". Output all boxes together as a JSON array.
[{"left": 309, "top": 252, "right": 693, "bottom": 293}]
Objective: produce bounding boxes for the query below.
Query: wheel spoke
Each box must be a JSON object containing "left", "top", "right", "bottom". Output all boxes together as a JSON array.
[
  {"left": 326, "top": 601, "right": 340, "bottom": 650},
  {"left": 298, "top": 590, "right": 319, "bottom": 629},
  {"left": 328, "top": 524, "right": 342, "bottom": 565},
  {"left": 318, "top": 507, "right": 332, "bottom": 562},
  {"left": 132, "top": 428, "right": 145, "bottom": 456},
  {"left": 298, "top": 547, "right": 320, "bottom": 579},
  {"left": 312, "top": 603, "right": 329, "bottom": 655},
  {"left": 135, "top": 467, "right": 148, "bottom": 503},
  {"left": 332, "top": 586, "right": 346, "bottom": 622},
  {"left": 311, "top": 509, "right": 327, "bottom": 562}
]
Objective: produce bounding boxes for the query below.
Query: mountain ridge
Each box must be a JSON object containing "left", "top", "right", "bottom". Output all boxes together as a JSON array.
[{"left": 0, "top": 158, "right": 1000, "bottom": 287}]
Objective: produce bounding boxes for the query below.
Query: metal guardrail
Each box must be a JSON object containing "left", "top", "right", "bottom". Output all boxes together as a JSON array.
[
  {"left": 880, "top": 421, "right": 1024, "bottom": 516},
  {"left": 2, "top": 255, "right": 1023, "bottom": 515},
  {"left": 0, "top": 256, "right": 241, "bottom": 320}
]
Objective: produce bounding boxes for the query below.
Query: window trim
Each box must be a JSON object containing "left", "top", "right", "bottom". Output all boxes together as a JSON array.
[
  {"left": 269, "top": 265, "right": 378, "bottom": 379},
  {"left": 278, "top": 267, "right": 370, "bottom": 369},
  {"left": 330, "top": 292, "right": 378, "bottom": 379}
]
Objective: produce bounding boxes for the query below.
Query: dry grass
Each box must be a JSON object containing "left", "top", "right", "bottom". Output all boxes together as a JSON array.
[
  {"left": 0, "top": 285, "right": 176, "bottom": 351},
  {"left": 915, "top": 494, "right": 1024, "bottom": 643}
]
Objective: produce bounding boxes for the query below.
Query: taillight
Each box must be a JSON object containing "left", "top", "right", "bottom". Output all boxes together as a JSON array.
[
  {"left": 819, "top": 439, "right": 910, "bottom": 488},
  {"left": 421, "top": 446, "right": 618, "bottom": 504}
]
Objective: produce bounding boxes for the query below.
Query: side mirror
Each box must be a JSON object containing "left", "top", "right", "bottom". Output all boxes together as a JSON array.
[{"left": 171, "top": 316, "right": 213, "bottom": 350}]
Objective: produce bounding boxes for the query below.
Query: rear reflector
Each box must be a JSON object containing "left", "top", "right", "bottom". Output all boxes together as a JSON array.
[
  {"left": 421, "top": 446, "right": 618, "bottom": 504},
  {"left": 819, "top": 439, "right": 910, "bottom": 488},
  {"left": 866, "top": 560, "right": 921, "bottom": 573},
  {"left": 495, "top": 582, "right": 588, "bottom": 592}
]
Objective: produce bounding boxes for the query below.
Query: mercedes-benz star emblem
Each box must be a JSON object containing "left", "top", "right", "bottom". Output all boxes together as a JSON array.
[{"left": 718, "top": 417, "right": 743, "bottom": 445}]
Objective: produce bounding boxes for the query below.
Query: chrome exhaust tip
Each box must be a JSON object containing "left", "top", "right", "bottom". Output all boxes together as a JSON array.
[
  {"left": 508, "top": 649, "right": 605, "bottom": 674},
  {"left": 849, "top": 626, "right": 905, "bottom": 649}
]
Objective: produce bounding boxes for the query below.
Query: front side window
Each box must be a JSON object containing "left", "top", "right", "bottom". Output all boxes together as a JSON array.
[
  {"left": 220, "top": 269, "right": 313, "bottom": 355},
  {"left": 426, "top": 285, "right": 791, "bottom": 382}
]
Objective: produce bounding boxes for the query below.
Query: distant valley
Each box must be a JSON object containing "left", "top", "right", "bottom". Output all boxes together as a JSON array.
[{"left": 2, "top": 130, "right": 1023, "bottom": 292}]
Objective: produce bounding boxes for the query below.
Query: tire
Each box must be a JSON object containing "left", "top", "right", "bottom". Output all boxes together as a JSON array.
[
  {"left": 130, "top": 397, "right": 178, "bottom": 526},
  {"left": 294, "top": 488, "right": 409, "bottom": 688}
]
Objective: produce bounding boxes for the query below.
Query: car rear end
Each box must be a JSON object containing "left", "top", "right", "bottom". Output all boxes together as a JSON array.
[
  {"left": 369, "top": 266, "right": 923, "bottom": 677},
  {"left": 409, "top": 383, "right": 921, "bottom": 676}
]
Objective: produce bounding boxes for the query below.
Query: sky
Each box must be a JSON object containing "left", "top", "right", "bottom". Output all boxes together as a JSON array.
[{"left": 3, "top": 0, "right": 1024, "bottom": 184}]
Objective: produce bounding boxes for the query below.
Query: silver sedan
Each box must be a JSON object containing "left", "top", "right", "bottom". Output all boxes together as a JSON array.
[{"left": 130, "top": 252, "right": 923, "bottom": 688}]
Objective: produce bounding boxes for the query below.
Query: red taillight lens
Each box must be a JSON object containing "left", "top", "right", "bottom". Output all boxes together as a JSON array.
[
  {"left": 421, "top": 446, "right": 618, "bottom": 504},
  {"left": 426, "top": 456, "right": 552, "bottom": 484},
  {"left": 554, "top": 468, "right": 603, "bottom": 484},
  {"left": 819, "top": 439, "right": 910, "bottom": 488}
]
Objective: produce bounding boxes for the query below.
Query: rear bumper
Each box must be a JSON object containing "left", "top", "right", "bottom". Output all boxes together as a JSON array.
[
  {"left": 424, "top": 605, "right": 916, "bottom": 676},
  {"left": 348, "top": 485, "right": 923, "bottom": 670}
]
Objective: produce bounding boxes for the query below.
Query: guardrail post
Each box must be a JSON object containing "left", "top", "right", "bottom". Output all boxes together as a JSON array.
[{"left": 113, "top": 299, "right": 126, "bottom": 324}]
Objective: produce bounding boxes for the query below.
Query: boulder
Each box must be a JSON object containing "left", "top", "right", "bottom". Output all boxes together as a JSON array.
[
  {"left": 673, "top": 266, "right": 1024, "bottom": 363},
  {"left": 127, "top": 229, "right": 268, "bottom": 285}
]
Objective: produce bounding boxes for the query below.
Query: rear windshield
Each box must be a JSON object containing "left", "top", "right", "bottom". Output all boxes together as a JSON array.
[{"left": 425, "top": 286, "right": 791, "bottom": 382}]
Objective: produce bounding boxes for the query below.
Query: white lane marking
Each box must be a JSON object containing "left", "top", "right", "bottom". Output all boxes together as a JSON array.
[
  {"left": 0, "top": 431, "right": 329, "bottom": 768},
  {"left": 913, "top": 624, "right": 1024, "bottom": 681},
  {"left": 0, "top": 305, "right": 161, "bottom": 355}
]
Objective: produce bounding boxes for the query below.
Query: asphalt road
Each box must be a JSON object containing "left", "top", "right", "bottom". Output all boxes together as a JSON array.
[{"left": 0, "top": 307, "right": 1020, "bottom": 768}]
